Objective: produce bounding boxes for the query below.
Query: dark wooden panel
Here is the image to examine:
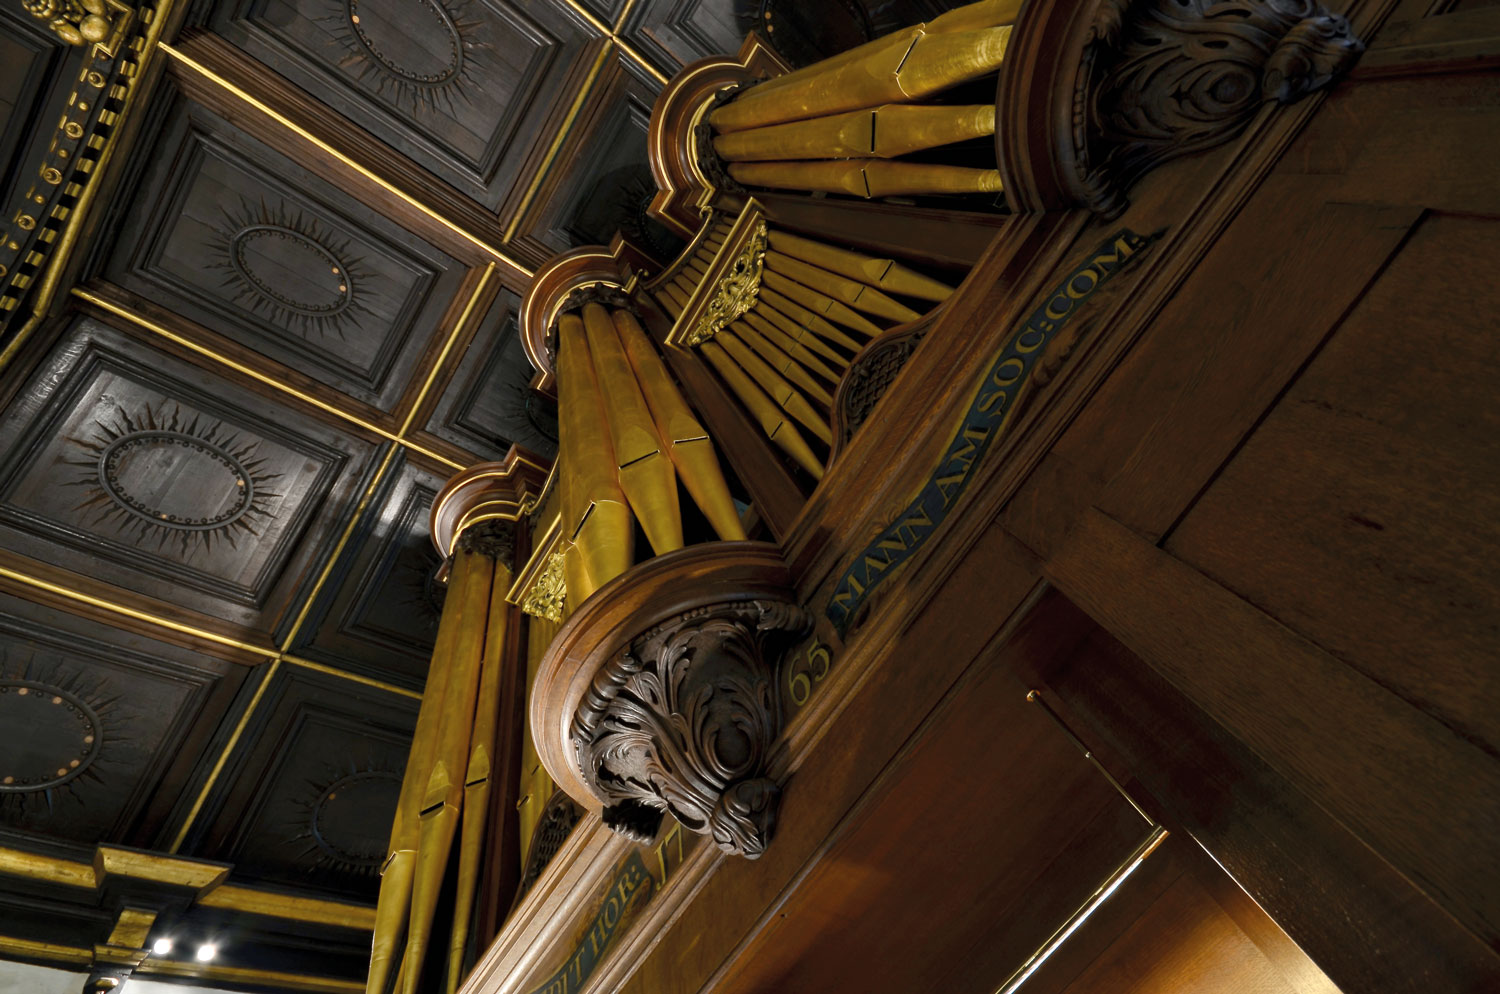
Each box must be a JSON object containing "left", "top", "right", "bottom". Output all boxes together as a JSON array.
[
  {"left": 620, "top": 0, "right": 744, "bottom": 71},
  {"left": 0, "top": 315, "right": 379, "bottom": 633},
  {"left": 293, "top": 456, "right": 448, "bottom": 689},
  {"left": 0, "top": 9, "right": 63, "bottom": 191},
  {"left": 205, "top": 0, "right": 597, "bottom": 209},
  {"left": 1168, "top": 211, "right": 1500, "bottom": 757},
  {"left": 0, "top": 591, "right": 240, "bottom": 847},
  {"left": 189, "top": 664, "right": 417, "bottom": 901},
  {"left": 100, "top": 85, "right": 468, "bottom": 410},
  {"left": 422, "top": 292, "right": 560, "bottom": 462}
]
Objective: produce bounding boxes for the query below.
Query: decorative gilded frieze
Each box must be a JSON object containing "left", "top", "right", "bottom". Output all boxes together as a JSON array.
[
  {"left": 684, "top": 220, "right": 766, "bottom": 347},
  {"left": 519, "top": 549, "right": 567, "bottom": 623}
]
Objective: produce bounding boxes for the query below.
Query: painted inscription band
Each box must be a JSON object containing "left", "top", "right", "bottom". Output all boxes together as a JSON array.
[
  {"left": 824, "top": 229, "right": 1158, "bottom": 636},
  {"left": 526, "top": 822, "right": 686, "bottom": 994}
]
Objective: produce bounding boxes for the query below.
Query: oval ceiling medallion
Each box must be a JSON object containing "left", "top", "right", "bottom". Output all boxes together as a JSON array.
[
  {"left": 313, "top": 771, "right": 404, "bottom": 868},
  {"left": 347, "top": 0, "right": 464, "bottom": 85},
  {"left": 230, "top": 224, "right": 354, "bottom": 316},
  {"left": 0, "top": 681, "right": 102, "bottom": 792},
  {"left": 99, "top": 430, "right": 254, "bottom": 531}
]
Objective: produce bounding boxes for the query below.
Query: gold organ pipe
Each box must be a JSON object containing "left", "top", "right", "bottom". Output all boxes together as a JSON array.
[
  {"left": 749, "top": 298, "right": 853, "bottom": 361},
  {"left": 709, "top": 26, "right": 1011, "bottom": 133},
  {"left": 766, "top": 253, "right": 921, "bottom": 323},
  {"left": 654, "top": 291, "right": 684, "bottom": 320},
  {"left": 731, "top": 321, "right": 834, "bottom": 405},
  {"left": 583, "top": 303, "right": 684, "bottom": 556},
  {"left": 367, "top": 546, "right": 470, "bottom": 994},
  {"left": 517, "top": 613, "right": 561, "bottom": 865},
  {"left": 728, "top": 158, "right": 1004, "bottom": 199},
  {"left": 718, "top": 332, "right": 834, "bottom": 444},
  {"left": 724, "top": 28, "right": 923, "bottom": 107},
  {"left": 557, "top": 313, "right": 633, "bottom": 602},
  {"left": 446, "top": 562, "right": 512, "bottom": 994},
  {"left": 402, "top": 549, "right": 493, "bottom": 994},
  {"left": 768, "top": 229, "right": 955, "bottom": 302},
  {"left": 761, "top": 273, "right": 885, "bottom": 338},
  {"left": 700, "top": 342, "right": 825, "bottom": 479},
  {"left": 612, "top": 309, "right": 746, "bottom": 542},
  {"left": 757, "top": 288, "right": 866, "bottom": 349},
  {"left": 742, "top": 310, "right": 843, "bottom": 382},
  {"left": 714, "top": 104, "right": 994, "bottom": 163}
]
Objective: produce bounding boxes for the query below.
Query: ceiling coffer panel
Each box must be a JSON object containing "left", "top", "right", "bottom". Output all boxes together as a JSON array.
[
  {"left": 0, "top": 592, "right": 238, "bottom": 847},
  {"left": 207, "top": 0, "right": 596, "bottom": 208},
  {"left": 102, "top": 90, "right": 466, "bottom": 410},
  {"left": 0, "top": 316, "right": 378, "bottom": 632}
]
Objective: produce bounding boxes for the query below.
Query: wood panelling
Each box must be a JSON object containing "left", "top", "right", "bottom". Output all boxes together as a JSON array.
[
  {"left": 100, "top": 85, "right": 471, "bottom": 411},
  {"left": 1167, "top": 211, "right": 1500, "bottom": 757},
  {"left": 294, "top": 456, "right": 448, "bottom": 690},
  {"left": 188, "top": 663, "right": 417, "bottom": 900},
  {"left": 0, "top": 316, "right": 379, "bottom": 634},
  {"left": 420, "top": 292, "right": 560, "bottom": 462},
  {"left": 206, "top": 0, "right": 599, "bottom": 209},
  {"left": 0, "top": 590, "right": 242, "bottom": 848}
]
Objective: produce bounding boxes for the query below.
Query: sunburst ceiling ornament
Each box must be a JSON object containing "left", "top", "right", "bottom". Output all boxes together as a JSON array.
[
  {"left": 0, "top": 649, "right": 127, "bottom": 824},
  {"left": 322, "top": 0, "right": 487, "bottom": 118},
  {"left": 63, "top": 401, "right": 283, "bottom": 557},
  {"left": 207, "top": 200, "right": 373, "bottom": 339},
  {"left": 289, "top": 763, "right": 404, "bottom": 877}
]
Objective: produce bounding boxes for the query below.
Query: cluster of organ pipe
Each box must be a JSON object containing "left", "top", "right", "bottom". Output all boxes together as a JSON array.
[{"left": 708, "top": 0, "right": 1021, "bottom": 198}]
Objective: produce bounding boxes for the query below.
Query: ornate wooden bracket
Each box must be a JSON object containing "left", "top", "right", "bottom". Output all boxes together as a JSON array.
[
  {"left": 998, "top": 0, "right": 1363, "bottom": 215},
  {"left": 574, "top": 597, "right": 810, "bottom": 858},
  {"left": 532, "top": 543, "right": 810, "bottom": 859}
]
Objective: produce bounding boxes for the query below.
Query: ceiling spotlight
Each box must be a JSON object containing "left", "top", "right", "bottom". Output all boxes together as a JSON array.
[
  {"left": 194, "top": 943, "right": 217, "bottom": 962},
  {"left": 151, "top": 937, "right": 173, "bottom": 955}
]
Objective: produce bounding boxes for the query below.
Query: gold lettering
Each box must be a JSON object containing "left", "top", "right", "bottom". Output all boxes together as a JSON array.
[
  {"left": 1044, "top": 294, "right": 1071, "bottom": 320},
  {"left": 1089, "top": 233, "right": 1140, "bottom": 275},
  {"left": 935, "top": 472, "right": 967, "bottom": 507},
  {"left": 895, "top": 504, "right": 933, "bottom": 545},
  {"left": 946, "top": 425, "right": 990, "bottom": 474},
  {"left": 1014, "top": 327, "right": 1046, "bottom": 354},
  {"left": 863, "top": 554, "right": 889, "bottom": 574},
  {"left": 602, "top": 895, "right": 620, "bottom": 928},
  {"left": 1066, "top": 269, "right": 1097, "bottom": 298},
  {"left": 977, "top": 387, "right": 1007, "bottom": 414}
]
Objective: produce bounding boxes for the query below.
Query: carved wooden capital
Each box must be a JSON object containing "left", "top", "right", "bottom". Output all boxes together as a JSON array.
[
  {"left": 531, "top": 543, "right": 810, "bottom": 859},
  {"left": 997, "top": 0, "right": 1363, "bottom": 215}
]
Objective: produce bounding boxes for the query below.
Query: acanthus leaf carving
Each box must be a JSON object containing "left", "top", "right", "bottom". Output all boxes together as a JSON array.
[
  {"left": 1073, "top": 0, "right": 1364, "bottom": 217},
  {"left": 570, "top": 598, "right": 811, "bottom": 859}
]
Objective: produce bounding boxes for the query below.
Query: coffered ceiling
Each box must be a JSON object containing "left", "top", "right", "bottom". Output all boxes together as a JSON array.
[{"left": 0, "top": 0, "right": 953, "bottom": 987}]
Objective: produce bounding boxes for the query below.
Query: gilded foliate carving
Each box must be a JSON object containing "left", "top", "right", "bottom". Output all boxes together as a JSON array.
[
  {"left": 520, "top": 550, "right": 567, "bottom": 623},
  {"left": 686, "top": 222, "right": 767, "bottom": 348},
  {"left": 1075, "top": 0, "right": 1364, "bottom": 217},
  {"left": 570, "top": 598, "right": 812, "bottom": 859},
  {"left": 23, "top": 0, "right": 121, "bottom": 46}
]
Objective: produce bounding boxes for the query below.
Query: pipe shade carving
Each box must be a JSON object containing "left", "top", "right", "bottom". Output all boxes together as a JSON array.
[{"left": 531, "top": 544, "right": 810, "bottom": 859}]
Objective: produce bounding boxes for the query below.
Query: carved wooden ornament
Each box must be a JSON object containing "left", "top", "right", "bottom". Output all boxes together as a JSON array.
[{"left": 531, "top": 544, "right": 810, "bottom": 859}]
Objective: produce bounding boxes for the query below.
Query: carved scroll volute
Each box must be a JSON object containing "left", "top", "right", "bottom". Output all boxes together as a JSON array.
[
  {"left": 531, "top": 543, "right": 811, "bottom": 859},
  {"left": 997, "top": 0, "right": 1363, "bottom": 217}
]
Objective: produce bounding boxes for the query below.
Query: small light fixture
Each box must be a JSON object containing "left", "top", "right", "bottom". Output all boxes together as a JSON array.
[
  {"left": 194, "top": 943, "right": 217, "bottom": 962},
  {"left": 151, "top": 937, "right": 173, "bottom": 956}
]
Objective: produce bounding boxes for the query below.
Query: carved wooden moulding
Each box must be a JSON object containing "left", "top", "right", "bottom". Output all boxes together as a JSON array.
[
  {"left": 998, "top": 0, "right": 1364, "bottom": 215},
  {"left": 531, "top": 543, "right": 811, "bottom": 859}
]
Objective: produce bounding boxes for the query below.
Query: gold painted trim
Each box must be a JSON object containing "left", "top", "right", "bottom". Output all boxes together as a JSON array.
[
  {"left": 95, "top": 846, "right": 229, "bottom": 889},
  {"left": 555, "top": 0, "right": 668, "bottom": 84},
  {"left": 283, "top": 655, "right": 421, "bottom": 701},
  {"left": 503, "top": 45, "right": 615, "bottom": 242},
  {"left": 612, "top": 0, "right": 642, "bottom": 33},
  {"left": 199, "top": 884, "right": 377, "bottom": 931},
  {"left": 137, "top": 958, "right": 366, "bottom": 994},
  {"left": 399, "top": 265, "right": 496, "bottom": 436},
  {"left": 665, "top": 199, "right": 767, "bottom": 348},
  {"left": 160, "top": 43, "right": 531, "bottom": 280},
  {"left": 0, "top": 933, "right": 92, "bottom": 965},
  {"left": 429, "top": 453, "right": 554, "bottom": 552},
  {"left": 279, "top": 443, "right": 402, "bottom": 652},
  {"left": 169, "top": 657, "right": 282, "bottom": 853},
  {"left": 106, "top": 908, "right": 157, "bottom": 947},
  {"left": 0, "top": 563, "right": 278, "bottom": 658},
  {"left": 0, "top": 846, "right": 98, "bottom": 888},
  {"left": 72, "top": 288, "right": 466, "bottom": 472}
]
